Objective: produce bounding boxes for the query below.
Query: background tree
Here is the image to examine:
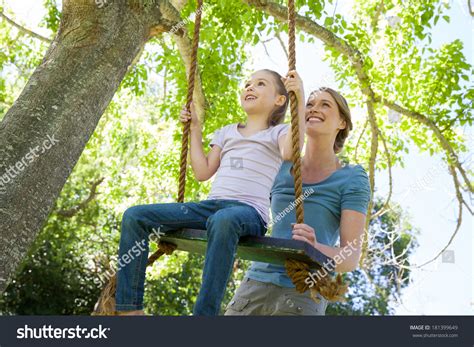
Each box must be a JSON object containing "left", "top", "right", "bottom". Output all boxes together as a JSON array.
[{"left": 327, "top": 200, "right": 418, "bottom": 315}]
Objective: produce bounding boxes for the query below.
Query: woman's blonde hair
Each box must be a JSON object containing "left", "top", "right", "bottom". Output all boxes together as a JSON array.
[{"left": 310, "top": 87, "right": 353, "bottom": 153}]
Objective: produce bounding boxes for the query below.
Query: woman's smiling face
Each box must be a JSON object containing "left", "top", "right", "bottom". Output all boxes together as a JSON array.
[{"left": 305, "top": 90, "right": 346, "bottom": 138}]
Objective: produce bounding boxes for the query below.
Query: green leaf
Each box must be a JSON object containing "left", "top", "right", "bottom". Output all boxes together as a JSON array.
[{"left": 324, "top": 17, "right": 334, "bottom": 27}]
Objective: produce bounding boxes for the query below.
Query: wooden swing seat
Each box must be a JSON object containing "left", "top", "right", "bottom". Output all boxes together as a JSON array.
[{"left": 159, "top": 228, "right": 335, "bottom": 271}]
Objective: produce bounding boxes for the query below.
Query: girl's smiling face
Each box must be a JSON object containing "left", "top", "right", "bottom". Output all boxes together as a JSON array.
[
  {"left": 305, "top": 91, "right": 346, "bottom": 137},
  {"left": 240, "top": 70, "right": 286, "bottom": 120}
]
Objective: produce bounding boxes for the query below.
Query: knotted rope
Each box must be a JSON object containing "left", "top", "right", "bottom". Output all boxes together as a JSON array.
[
  {"left": 285, "top": 259, "right": 348, "bottom": 303},
  {"left": 93, "top": 242, "right": 177, "bottom": 315}
]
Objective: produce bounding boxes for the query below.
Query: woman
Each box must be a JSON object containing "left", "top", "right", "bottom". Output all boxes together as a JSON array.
[{"left": 225, "top": 85, "right": 370, "bottom": 315}]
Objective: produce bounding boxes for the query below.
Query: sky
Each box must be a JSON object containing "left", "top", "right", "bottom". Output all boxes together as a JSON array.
[{"left": 2, "top": 0, "right": 473, "bottom": 315}]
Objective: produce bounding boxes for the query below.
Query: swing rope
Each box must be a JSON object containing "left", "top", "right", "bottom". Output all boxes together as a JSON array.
[
  {"left": 178, "top": 0, "right": 204, "bottom": 204},
  {"left": 287, "top": 0, "right": 304, "bottom": 226},
  {"left": 283, "top": 0, "right": 348, "bottom": 303}
]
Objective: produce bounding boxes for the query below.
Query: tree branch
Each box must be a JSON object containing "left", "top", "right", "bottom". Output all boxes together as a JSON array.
[
  {"left": 164, "top": 0, "right": 207, "bottom": 123},
  {"left": 371, "top": 0, "right": 385, "bottom": 33},
  {"left": 274, "top": 30, "right": 289, "bottom": 59},
  {"left": 354, "top": 118, "right": 368, "bottom": 163},
  {"left": 243, "top": 0, "right": 472, "bottom": 194},
  {"left": 380, "top": 99, "right": 473, "bottom": 193},
  {"left": 0, "top": 11, "right": 52, "bottom": 43},
  {"left": 372, "top": 129, "right": 393, "bottom": 219},
  {"left": 416, "top": 166, "right": 463, "bottom": 267},
  {"left": 57, "top": 178, "right": 105, "bottom": 218},
  {"left": 259, "top": 36, "right": 281, "bottom": 66},
  {"left": 170, "top": 0, "right": 188, "bottom": 10},
  {"left": 360, "top": 99, "right": 378, "bottom": 266}
]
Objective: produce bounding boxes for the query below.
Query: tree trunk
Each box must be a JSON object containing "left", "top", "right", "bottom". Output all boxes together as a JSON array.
[{"left": 0, "top": 0, "right": 176, "bottom": 294}]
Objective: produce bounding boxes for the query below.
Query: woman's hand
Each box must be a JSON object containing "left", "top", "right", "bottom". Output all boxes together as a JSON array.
[
  {"left": 179, "top": 103, "right": 200, "bottom": 130},
  {"left": 291, "top": 223, "right": 317, "bottom": 248},
  {"left": 282, "top": 70, "right": 304, "bottom": 103}
]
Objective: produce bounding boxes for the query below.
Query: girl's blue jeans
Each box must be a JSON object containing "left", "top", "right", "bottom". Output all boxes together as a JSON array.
[{"left": 115, "top": 199, "right": 266, "bottom": 315}]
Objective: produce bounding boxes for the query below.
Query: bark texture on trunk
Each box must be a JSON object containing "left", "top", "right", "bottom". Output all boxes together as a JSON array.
[{"left": 0, "top": 0, "right": 178, "bottom": 293}]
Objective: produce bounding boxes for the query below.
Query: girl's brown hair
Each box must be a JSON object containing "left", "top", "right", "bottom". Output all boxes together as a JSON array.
[
  {"left": 262, "top": 69, "right": 289, "bottom": 126},
  {"left": 310, "top": 87, "right": 353, "bottom": 153}
]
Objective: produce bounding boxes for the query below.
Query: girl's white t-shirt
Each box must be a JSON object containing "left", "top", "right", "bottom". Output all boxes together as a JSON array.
[{"left": 207, "top": 123, "right": 289, "bottom": 224}]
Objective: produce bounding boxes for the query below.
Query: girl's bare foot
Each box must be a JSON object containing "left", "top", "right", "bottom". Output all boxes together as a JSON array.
[{"left": 116, "top": 310, "right": 146, "bottom": 316}]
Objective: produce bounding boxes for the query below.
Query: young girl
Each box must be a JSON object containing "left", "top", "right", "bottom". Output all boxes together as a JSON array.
[{"left": 115, "top": 69, "right": 305, "bottom": 316}]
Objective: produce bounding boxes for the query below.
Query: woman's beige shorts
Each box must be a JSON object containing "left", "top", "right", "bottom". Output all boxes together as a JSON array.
[{"left": 224, "top": 277, "right": 328, "bottom": 316}]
